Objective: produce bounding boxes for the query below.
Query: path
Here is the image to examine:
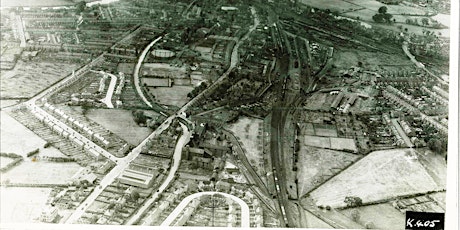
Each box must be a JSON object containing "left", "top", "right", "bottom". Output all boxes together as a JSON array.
[{"left": 160, "top": 191, "right": 250, "bottom": 228}]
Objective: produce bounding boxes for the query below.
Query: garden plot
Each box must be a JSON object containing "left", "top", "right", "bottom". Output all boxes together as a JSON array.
[
  {"left": 0, "top": 187, "right": 52, "bottom": 223},
  {"left": 309, "top": 148, "right": 446, "bottom": 208},
  {"left": 0, "top": 61, "right": 78, "bottom": 98}
]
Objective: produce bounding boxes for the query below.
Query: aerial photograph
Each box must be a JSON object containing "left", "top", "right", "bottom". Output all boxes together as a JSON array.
[{"left": 0, "top": 0, "right": 456, "bottom": 229}]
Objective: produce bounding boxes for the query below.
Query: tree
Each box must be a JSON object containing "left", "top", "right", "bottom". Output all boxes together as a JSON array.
[
  {"left": 131, "top": 190, "right": 140, "bottom": 202},
  {"left": 75, "top": 1, "right": 86, "bottom": 14},
  {"left": 421, "top": 18, "right": 429, "bottom": 26},
  {"left": 372, "top": 13, "right": 384, "bottom": 23},
  {"left": 383, "top": 13, "right": 393, "bottom": 23},
  {"left": 344, "top": 196, "right": 363, "bottom": 207},
  {"left": 378, "top": 6, "right": 388, "bottom": 14}
]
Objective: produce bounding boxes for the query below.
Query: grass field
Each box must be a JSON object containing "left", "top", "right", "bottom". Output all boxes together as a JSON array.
[
  {"left": 309, "top": 148, "right": 446, "bottom": 208},
  {"left": 0, "top": 156, "right": 14, "bottom": 168},
  {"left": 297, "top": 146, "right": 360, "bottom": 197},
  {"left": 149, "top": 85, "right": 193, "bottom": 107},
  {"left": 339, "top": 203, "right": 404, "bottom": 229},
  {"left": 303, "top": 135, "right": 357, "bottom": 152},
  {"left": 1, "top": 160, "right": 81, "bottom": 184},
  {"left": 0, "top": 187, "right": 52, "bottom": 223},
  {"left": 0, "top": 61, "right": 78, "bottom": 98},
  {"left": 0, "top": 111, "right": 70, "bottom": 158},
  {"left": 86, "top": 109, "right": 153, "bottom": 146}
]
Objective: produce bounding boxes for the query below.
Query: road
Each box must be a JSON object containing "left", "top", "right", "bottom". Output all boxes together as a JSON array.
[
  {"left": 100, "top": 72, "right": 117, "bottom": 108},
  {"left": 124, "top": 121, "right": 191, "bottom": 225},
  {"left": 133, "top": 36, "right": 163, "bottom": 109},
  {"left": 179, "top": 7, "right": 260, "bottom": 113},
  {"left": 64, "top": 116, "right": 175, "bottom": 223},
  {"left": 160, "top": 191, "right": 250, "bottom": 228}
]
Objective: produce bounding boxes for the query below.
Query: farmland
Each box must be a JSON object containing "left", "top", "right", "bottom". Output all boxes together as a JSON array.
[{"left": 308, "top": 148, "right": 446, "bottom": 208}]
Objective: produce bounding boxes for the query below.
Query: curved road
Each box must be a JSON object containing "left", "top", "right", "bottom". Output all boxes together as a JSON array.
[
  {"left": 160, "top": 191, "right": 250, "bottom": 228},
  {"left": 133, "top": 36, "right": 163, "bottom": 109},
  {"left": 125, "top": 121, "right": 191, "bottom": 225}
]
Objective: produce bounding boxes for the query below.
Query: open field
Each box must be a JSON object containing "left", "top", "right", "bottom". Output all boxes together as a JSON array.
[
  {"left": 227, "top": 117, "right": 264, "bottom": 169},
  {"left": 303, "top": 210, "right": 334, "bottom": 229},
  {"left": 0, "top": 100, "right": 20, "bottom": 109},
  {"left": 0, "top": 156, "right": 14, "bottom": 168},
  {"left": 339, "top": 203, "right": 404, "bottom": 229},
  {"left": 0, "top": 187, "right": 51, "bottom": 223},
  {"left": 297, "top": 146, "right": 360, "bottom": 197},
  {"left": 309, "top": 148, "right": 446, "bottom": 208},
  {"left": 303, "top": 135, "right": 357, "bottom": 152},
  {"left": 1, "top": 111, "right": 65, "bottom": 158},
  {"left": 86, "top": 109, "right": 152, "bottom": 146},
  {"left": 149, "top": 85, "right": 193, "bottom": 107},
  {"left": 0, "top": 0, "right": 74, "bottom": 7},
  {"left": 332, "top": 49, "right": 413, "bottom": 71},
  {"left": 0, "top": 61, "right": 78, "bottom": 98},
  {"left": 1, "top": 161, "right": 81, "bottom": 184},
  {"left": 299, "top": 0, "right": 363, "bottom": 13}
]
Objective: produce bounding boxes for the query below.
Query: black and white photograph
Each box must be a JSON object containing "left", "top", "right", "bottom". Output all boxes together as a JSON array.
[{"left": 0, "top": 0, "right": 458, "bottom": 229}]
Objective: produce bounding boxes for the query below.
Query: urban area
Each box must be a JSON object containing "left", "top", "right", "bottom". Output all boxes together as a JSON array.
[{"left": 0, "top": 0, "right": 452, "bottom": 229}]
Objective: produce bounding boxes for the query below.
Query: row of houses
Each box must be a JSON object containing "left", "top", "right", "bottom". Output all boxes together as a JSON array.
[
  {"left": 43, "top": 102, "right": 114, "bottom": 149},
  {"left": 382, "top": 89, "right": 448, "bottom": 135},
  {"left": 29, "top": 105, "right": 103, "bottom": 159}
]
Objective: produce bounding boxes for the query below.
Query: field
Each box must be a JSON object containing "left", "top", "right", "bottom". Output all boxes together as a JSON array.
[
  {"left": 0, "top": 187, "right": 52, "bottom": 223},
  {"left": 0, "top": 156, "right": 14, "bottom": 168},
  {"left": 1, "top": 111, "right": 63, "bottom": 158},
  {"left": 227, "top": 117, "right": 264, "bottom": 167},
  {"left": 86, "top": 109, "right": 152, "bottom": 146},
  {"left": 303, "top": 210, "right": 334, "bottom": 229},
  {"left": 150, "top": 85, "right": 193, "bottom": 107},
  {"left": 0, "top": 61, "right": 78, "bottom": 98},
  {"left": 0, "top": 100, "right": 20, "bottom": 109},
  {"left": 339, "top": 203, "right": 404, "bottom": 229},
  {"left": 332, "top": 49, "right": 413, "bottom": 71},
  {"left": 297, "top": 146, "right": 360, "bottom": 197},
  {"left": 1, "top": 160, "right": 82, "bottom": 184},
  {"left": 303, "top": 135, "right": 357, "bottom": 152},
  {"left": 0, "top": 0, "right": 74, "bottom": 7},
  {"left": 309, "top": 148, "right": 446, "bottom": 208}
]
